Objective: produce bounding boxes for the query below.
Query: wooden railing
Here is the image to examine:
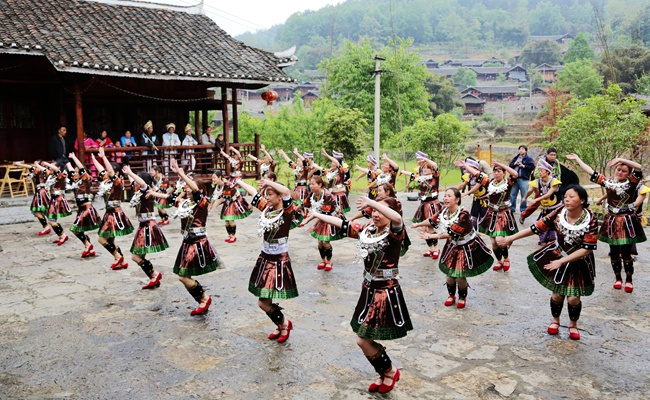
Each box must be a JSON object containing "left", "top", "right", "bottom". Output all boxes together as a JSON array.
[{"left": 84, "top": 134, "right": 260, "bottom": 182}]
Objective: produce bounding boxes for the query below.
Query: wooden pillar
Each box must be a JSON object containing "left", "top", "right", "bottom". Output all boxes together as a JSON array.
[
  {"left": 254, "top": 133, "right": 260, "bottom": 178},
  {"left": 74, "top": 84, "right": 85, "bottom": 162},
  {"left": 232, "top": 88, "right": 239, "bottom": 143},
  {"left": 221, "top": 87, "right": 230, "bottom": 175},
  {"left": 202, "top": 109, "right": 208, "bottom": 132},
  {"left": 194, "top": 110, "right": 200, "bottom": 137}
]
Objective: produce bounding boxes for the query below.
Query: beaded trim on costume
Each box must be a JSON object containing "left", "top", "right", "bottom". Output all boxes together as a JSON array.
[
  {"left": 129, "top": 191, "right": 142, "bottom": 208},
  {"left": 435, "top": 206, "right": 462, "bottom": 235},
  {"left": 326, "top": 169, "right": 338, "bottom": 182},
  {"left": 357, "top": 224, "right": 389, "bottom": 261},
  {"left": 487, "top": 179, "right": 508, "bottom": 195},
  {"left": 260, "top": 163, "right": 272, "bottom": 174},
  {"left": 604, "top": 178, "right": 630, "bottom": 197},
  {"left": 557, "top": 208, "right": 591, "bottom": 245},
  {"left": 45, "top": 174, "right": 56, "bottom": 190},
  {"left": 293, "top": 165, "right": 303, "bottom": 177},
  {"left": 415, "top": 174, "right": 433, "bottom": 183},
  {"left": 257, "top": 207, "right": 283, "bottom": 237},
  {"left": 174, "top": 179, "right": 186, "bottom": 195},
  {"left": 212, "top": 184, "right": 223, "bottom": 200},
  {"left": 229, "top": 157, "right": 239, "bottom": 168}
]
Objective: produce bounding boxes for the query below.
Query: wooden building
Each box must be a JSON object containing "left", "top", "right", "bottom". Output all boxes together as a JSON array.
[
  {"left": 461, "top": 86, "right": 519, "bottom": 101},
  {"left": 461, "top": 94, "right": 485, "bottom": 116},
  {"left": 535, "top": 64, "right": 564, "bottom": 82},
  {"left": 0, "top": 0, "right": 296, "bottom": 165}
]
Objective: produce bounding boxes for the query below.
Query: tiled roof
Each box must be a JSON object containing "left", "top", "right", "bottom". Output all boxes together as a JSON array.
[
  {"left": 429, "top": 68, "right": 458, "bottom": 76},
  {"left": 461, "top": 94, "right": 485, "bottom": 104},
  {"left": 461, "top": 86, "right": 519, "bottom": 94},
  {"left": 469, "top": 67, "right": 513, "bottom": 74},
  {"left": 0, "top": 0, "right": 296, "bottom": 85}
]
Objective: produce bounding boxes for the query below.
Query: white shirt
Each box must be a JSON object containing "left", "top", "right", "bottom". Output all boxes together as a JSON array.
[
  {"left": 162, "top": 132, "right": 181, "bottom": 146},
  {"left": 182, "top": 135, "right": 198, "bottom": 146}
]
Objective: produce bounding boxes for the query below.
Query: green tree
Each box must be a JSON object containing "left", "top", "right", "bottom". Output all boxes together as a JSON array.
[
  {"left": 556, "top": 60, "right": 604, "bottom": 99},
  {"left": 452, "top": 68, "right": 477, "bottom": 88},
  {"left": 519, "top": 39, "right": 562, "bottom": 67},
  {"left": 636, "top": 73, "right": 650, "bottom": 95},
  {"left": 528, "top": 1, "right": 567, "bottom": 35},
  {"left": 548, "top": 84, "right": 650, "bottom": 175},
  {"left": 595, "top": 45, "right": 650, "bottom": 93},
  {"left": 424, "top": 74, "right": 464, "bottom": 117},
  {"left": 319, "top": 37, "right": 430, "bottom": 141},
  {"left": 403, "top": 114, "right": 469, "bottom": 168},
  {"left": 563, "top": 33, "right": 595, "bottom": 64},
  {"left": 318, "top": 108, "right": 368, "bottom": 162}
]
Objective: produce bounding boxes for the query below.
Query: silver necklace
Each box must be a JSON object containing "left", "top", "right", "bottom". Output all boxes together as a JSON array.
[
  {"left": 436, "top": 207, "right": 462, "bottom": 235},
  {"left": 356, "top": 224, "right": 389, "bottom": 261},
  {"left": 557, "top": 208, "right": 590, "bottom": 245},
  {"left": 604, "top": 178, "right": 630, "bottom": 197},
  {"left": 257, "top": 206, "right": 283, "bottom": 236}
]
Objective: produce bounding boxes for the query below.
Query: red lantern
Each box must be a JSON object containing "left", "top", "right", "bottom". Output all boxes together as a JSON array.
[{"left": 261, "top": 90, "right": 278, "bottom": 105}]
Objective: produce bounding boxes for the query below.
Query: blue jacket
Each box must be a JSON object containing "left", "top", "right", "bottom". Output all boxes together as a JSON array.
[{"left": 509, "top": 154, "right": 535, "bottom": 180}]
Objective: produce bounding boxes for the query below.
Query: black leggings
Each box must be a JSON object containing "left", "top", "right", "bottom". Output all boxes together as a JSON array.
[{"left": 609, "top": 244, "right": 632, "bottom": 261}]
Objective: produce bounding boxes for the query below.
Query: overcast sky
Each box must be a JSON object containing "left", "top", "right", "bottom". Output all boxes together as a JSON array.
[{"left": 167, "top": 0, "right": 346, "bottom": 36}]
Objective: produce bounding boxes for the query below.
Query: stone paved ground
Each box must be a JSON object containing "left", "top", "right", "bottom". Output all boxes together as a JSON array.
[{"left": 1, "top": 193, "right": 649, "bottom": 399}]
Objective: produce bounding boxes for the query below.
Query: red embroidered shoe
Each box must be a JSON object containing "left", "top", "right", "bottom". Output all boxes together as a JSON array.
[
  {"left": 142, "top": 272, "right": 162, "bottom": 289},
  {"left": 38, "top": 226, "right": 52, "bottom": 236},
  {"left": 324, "top": 262, "right": 333, "bottom": 271},
  {"left": 502, "top": 259, "right": 511, "bottom": 272},
  {"left": 624, "top": 281, "right": 634, "bottom": 293},
  {"left": 613, "top": 280, "right": 623, "bottom": 289},
  {"left": 54, "top": 235, "right": 68, "bottom": 246},
  {"left": 378, "top": 368, "right": 400, "bottom": 393},
  {"left": 158, "top": 219, "right": 170, "bottom": 226},
  {"left": 190, "top": 296, "right": 212, "bottom": 315},
  {"left": 444, "top": 296, "right": 456, "bottom": 307},
  {"left": 268, "top": 326, "right": 282, "bottom": 340},
  {"left": 317, "top": 262, "right": 326, "bottom": 270},
  {"left": 368, "top": 376, "right": 384, "bottom": 392},
  {"left": 569, "top": 326, "right": 581, "bottom": 340},
  {"left": 493, "top": 261, "right": 503, "bottom": 271},
  {"left": 457, "top": 298, "right": 466, "bottom": 309},
  {"left": 277, "top": 320, "right": 293, "bottom": 343},
  {"left": 431, "top": 249, "right": 440, "bottom": 259},
  {"left": 547, "top": 321, "right": 560, "bottom": 335},
  {"left": 81, "top": 244, "right": 96, "bottom": 258},
  {"left": 423, "top": 251, "right": 433, "bottom": 257}
]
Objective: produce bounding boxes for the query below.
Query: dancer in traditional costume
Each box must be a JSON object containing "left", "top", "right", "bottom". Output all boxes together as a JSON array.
[
  {"left": 237, "top": 178, "right": 298, "bottom": 343},
  {"left": 519, "top": 158, "right": 562, "bottom": 245},
  {"left": 41, "top": 160, "right": 71, "bottom": 245},
  {"left": 246, "top": 143, "right": 276, "bottom": 176},
  {"left": 67, "top": 153, "right": 101, "bottom": 258},
  {"left": 307, "top": 196, "right": 412, "bottom": 393},
  {"left": 403, "top": 152, "right": 443, "bottom": 259},
  {"left": 149, "top": 159, "right": 221, "bottom": 315},
  {"left": 567, "top": 154, "right": 646, "bottom": 293},
  {"left": 419, "top": 188, "right": 494, "bottom": 308},
  {"left": 218, "top": 147, "right": 253, "bottom": 243},
  {"left": 122, "top": 165, "right": 169, "bottom": 289},
  {"left": 278, "top": 148, "right": 312, "bottom": 206},
  {"left": 312, "top": 148, "right": 351, "bottom": 213},
  {"left": 458, "top": 158, "right": 488, "bottom": 230},
  {"left": 300, "top": 175, "right": 343, "bottom": 271},
  {"left": 456, "top": 159, "right": 519, "bottom": 272},
  {"left": 90, "top": 148, "right": 134, "bottom": 270},
  {"left": 14, "top": 161, "right": 52, "bottom": 236},
  {"left": 499, "top": 185, "right": 597, "bottom": 340},
  {"left": 354, "top": 155, "right": 380, "bottom": 199},
  {"left": 150, "top": 165, "right": 171, "bottom": 226}
]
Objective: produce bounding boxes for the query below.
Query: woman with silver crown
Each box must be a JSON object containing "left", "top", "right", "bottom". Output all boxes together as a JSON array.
[
  {"left": 519, "top": 158, "right": 563, "bottom": 245},
  {"left": 306, "top": 195, "right": 411, "bottom": 394},
  {"left": 419, "top": 188, "right": 494, "bottom": 308},
  {"left": 122, "top": 165, "right": 169, "bottom": 290},
  {"left": 456, "top": 159, "right": 519, "bottom": 272},
  {"left": 567, "top": 154, "right": 646, "bottom": 293},
  {"left": 458, "top": 157, "right": 489, "bottom": 231},
  {"left": 498, "top": 184, "right": 597, "bottom": 340},
  {"left": 90, "top": 148, "right": 134, "bottom": 270},
  {"left": 218, "top": 146, "right": 253, "bottom": 243},
  {"left": 277, "top": 147, "right": 313, "bottom": 208},
  {"left": 403, "top": 151, "right": 443, "bottom": 259},
  {"left": 148, "top": 159, "right": 221, "bottom": 316},
  {"left": 237, "top": 177, "right": 299, "bottom": 343}
]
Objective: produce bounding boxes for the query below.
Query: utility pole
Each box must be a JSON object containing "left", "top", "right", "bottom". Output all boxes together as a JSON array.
[{"left": 373, "top": 55, "right": 386, "bottom": 163}]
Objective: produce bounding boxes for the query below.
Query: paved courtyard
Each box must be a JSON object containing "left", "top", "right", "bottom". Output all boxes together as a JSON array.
[{"left": 0, "top": 193, "right": 649, "bottom": 399}]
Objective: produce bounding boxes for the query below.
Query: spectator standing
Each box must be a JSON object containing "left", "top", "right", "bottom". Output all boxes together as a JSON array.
[
  {"left": 508, "top": 145, "right": 535, "bottom": 213},
  {"left": 48, "top": 126, "right": 68, "bottom": 162}
]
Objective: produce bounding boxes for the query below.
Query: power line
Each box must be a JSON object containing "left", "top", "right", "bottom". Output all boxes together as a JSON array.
[{"left": 176, "top": 0, "right": 269, "bottom": 32}]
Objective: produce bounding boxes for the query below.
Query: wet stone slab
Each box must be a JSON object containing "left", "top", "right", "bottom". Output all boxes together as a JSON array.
[{"left": 1, "top": 193, "right": 649, "bottom": 399}]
